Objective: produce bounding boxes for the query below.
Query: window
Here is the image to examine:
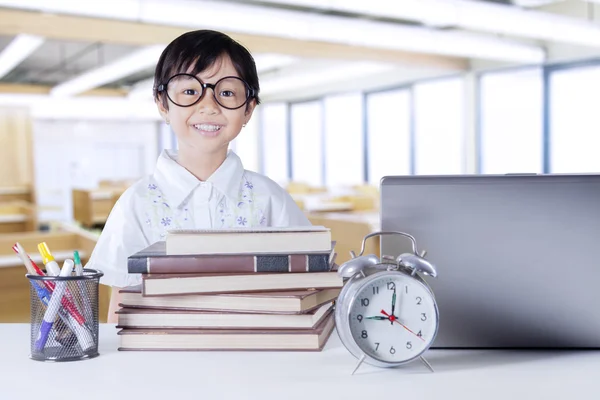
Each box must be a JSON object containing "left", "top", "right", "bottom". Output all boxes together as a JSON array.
[
  {"left": 549, "top": 64, "right": 600, "bottom": 173},
  {"left": 366, "top": 89, "right": 412, "bottom": 185},
  {"left": 323, "top": 93, "right": 364, "bottom": 187},
  {"left": 413, "top": 78, "right": 465, "bottom": 175},
  {"left": 480, "top": 68, "right": 543, "bottom": 174},
  {"left": 260, "top": 103, "right": 289, "bottom": 185},
  {"left": 290, "top": 100, "right": 323, "bottom": 187}
]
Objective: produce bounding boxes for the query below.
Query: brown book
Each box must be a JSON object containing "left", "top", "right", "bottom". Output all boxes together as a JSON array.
[
  {"left": 116, "top": 302, "right": 333, "bottom": 329},
  {"left": 117, "top": 311, "right": 334, "bottom": 351},
  {"left": 127, "top": 241, "right": 337, "bottom": 274},
  {"left": 119, "top": 286, "right": 341, "bottom": 314},
  {"left": 142, "top": 271, "right": 343, "bottom": 296},
  {"left": 166, "top": 226, "right": 332, "bottom": 255}
]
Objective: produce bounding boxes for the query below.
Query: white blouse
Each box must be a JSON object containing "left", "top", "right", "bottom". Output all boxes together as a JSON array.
[{"left": 85, "top": 149, "right": 311, "bottom": 287}]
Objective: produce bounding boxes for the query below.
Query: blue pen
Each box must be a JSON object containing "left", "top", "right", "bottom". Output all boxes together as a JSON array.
[
  {"left": 35, "top": 260, "right": 74, "bottom": 351},
  {"left": 31, "top": 279, "right": 79, "bottom": 344}
]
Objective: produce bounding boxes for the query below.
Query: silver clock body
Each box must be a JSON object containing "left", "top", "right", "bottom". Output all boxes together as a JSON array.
[{"left": 335, "top": 265, "right": 440, "bottom": 368}]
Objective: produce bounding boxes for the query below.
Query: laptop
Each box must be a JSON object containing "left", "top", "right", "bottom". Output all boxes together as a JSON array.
[{"left": 380, "top": 174, "right": 600, "bottom": 349}]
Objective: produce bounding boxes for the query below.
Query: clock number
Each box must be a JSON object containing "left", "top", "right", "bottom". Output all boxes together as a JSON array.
[
  {"left": 387, "top": 282, "right": 395, "bottom": 291},
  {"left": 375, "top": 342, "right": 380, "bottom": 351},
  {"left": 405, "top": 285, "right": 408, "bottom": 294},
  {"left": 361, "top": 298, "right": 369, "bottom": 307},
  {"left": 417, "top": 330, "right": 423, "bottom": 338},
  {"left": 390, "top": 346, "right": 396, "bottom": 355},
  {"left": 406, "top": 341, "right": 412, "bottom": 349},
  {"left": 357, "top": 314, "right": 363, "bottom": 323},
  {"left": 373, "top": 286, "right": 379, "bottom": 295},
  {"left": 421, "top": 313, "right": 427, "bottom": 321},
  {"left": 416, "top": 296, "right": 422, "bottom": 305},
  {"left": 361, "top": 330, "right": 368, "bottom": 338}
]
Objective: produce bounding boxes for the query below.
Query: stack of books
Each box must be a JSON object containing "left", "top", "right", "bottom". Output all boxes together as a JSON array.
[{"left": 116, "top": 226, "right": 342, "bottom": 351}]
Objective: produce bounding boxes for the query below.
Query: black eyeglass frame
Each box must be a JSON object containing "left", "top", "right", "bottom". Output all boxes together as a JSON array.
[{"left": 156, "top": 73, "right": 256, "bottom": 110}]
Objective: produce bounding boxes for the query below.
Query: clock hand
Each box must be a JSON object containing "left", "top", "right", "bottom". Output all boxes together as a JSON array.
[
  {"left": 391, "top": 286, "right": 396, "bottom": 325},
  {"left": 365, "top": 316, "right": 388, "bottom": 320},
  {"left": 380, "top": 310, "right": 425, "bottom": 342}
]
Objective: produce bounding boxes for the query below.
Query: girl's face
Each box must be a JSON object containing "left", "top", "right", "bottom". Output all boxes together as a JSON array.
[{"left": 156, "top": 55, "right": 256, "bottom": 158}]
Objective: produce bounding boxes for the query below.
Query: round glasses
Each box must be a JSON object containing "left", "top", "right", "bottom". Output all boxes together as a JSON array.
[{"left": 157, "top": 73, "right": 255, "bottom": 110}]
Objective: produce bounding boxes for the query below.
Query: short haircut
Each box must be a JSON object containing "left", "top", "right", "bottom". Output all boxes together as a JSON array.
[{"left": 153, "top": 30, "right": 261, "bottom": 109}]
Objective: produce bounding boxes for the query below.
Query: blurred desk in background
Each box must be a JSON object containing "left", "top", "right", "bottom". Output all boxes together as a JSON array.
[
  {"left": 307, "top": 211, "right": 380, "bottom": 265},
  {"left": 72, "top": 187, "right": 123, "bottom": 228},
  {"left": 0, "top": 201, "right": 37, "bottom": 233}
]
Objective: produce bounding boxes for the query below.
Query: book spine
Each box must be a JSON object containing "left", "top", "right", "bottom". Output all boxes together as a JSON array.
[{"left": 128, "top": 254, "right": 331, "bottom": 274}]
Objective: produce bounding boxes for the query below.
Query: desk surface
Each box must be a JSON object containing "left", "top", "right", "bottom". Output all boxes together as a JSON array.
[{"left": 1, "top": 324, "right": 598, "bottom": 400}]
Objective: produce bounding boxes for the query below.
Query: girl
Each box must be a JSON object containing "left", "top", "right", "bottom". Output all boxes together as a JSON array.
[{"left": 86, "top": 30, "right": 310, "bottom": 322}]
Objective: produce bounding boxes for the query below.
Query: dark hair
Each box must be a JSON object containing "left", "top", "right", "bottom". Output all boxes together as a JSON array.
[{"left": 153, "top": 30, "right": 261, "bottom": 109}]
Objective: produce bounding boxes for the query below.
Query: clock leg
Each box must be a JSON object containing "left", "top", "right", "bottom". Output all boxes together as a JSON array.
[
  {"left": 420, "top": 356, "right": 434, "bottom": 373},
  {"left": 351, "top": 354, "right": 366, "bottom": 375}
]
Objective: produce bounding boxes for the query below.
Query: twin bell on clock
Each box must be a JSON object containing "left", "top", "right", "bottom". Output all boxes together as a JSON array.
[{"left": 334, "top": 231, "right": 440, "bottom": 375}]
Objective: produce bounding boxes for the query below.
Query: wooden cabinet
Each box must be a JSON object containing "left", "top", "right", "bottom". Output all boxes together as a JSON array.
[
  {"left": 72, "top": 188, "right": 123, "bottom": 227},
  {"left": 0, "top": 201, "right": 37, "bottom": 233}
]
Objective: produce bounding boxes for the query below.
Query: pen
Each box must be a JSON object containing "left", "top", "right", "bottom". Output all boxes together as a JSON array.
[
  {"left": 73, "top": 251, "right": 94, "bottom": 324},
  {"left": 35, "top": 260, "right": 74, "bottom": 351},
  {"left": 36, "top": 243, "right": 87, "bottom": 326},
  {"left": 42, "top": 257, "right": 95, "bottom": 351},
  {"left": 14, "top": 243, "right": 86, "bottom": 326}
]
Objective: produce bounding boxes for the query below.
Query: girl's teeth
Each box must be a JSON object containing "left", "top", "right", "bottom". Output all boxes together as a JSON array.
[{"left": 195, "top": 124, "right": 221, "bottom": 131}]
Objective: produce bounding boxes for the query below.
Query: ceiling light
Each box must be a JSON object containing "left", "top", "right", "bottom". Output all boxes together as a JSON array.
[
  {"left": 260, "top": 61, "right": 397, "bottom": 96},
  {"left": 51, "top": 45, "right": 165, "bottom": 97},
  {"left": 0, "top": 34, "right": 44, "bottom": 79},
  {"left": 251, "top": 0, "right": 600, "bottom": 48}
]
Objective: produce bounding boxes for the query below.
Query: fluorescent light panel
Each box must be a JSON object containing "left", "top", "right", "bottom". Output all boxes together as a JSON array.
[
  {"left": 0, "top": 0, "right": 544, "bottom": 63},
  {"left": 0, "top": 34, "right": 44, "bottom": 79},
  {"left": 252, "top": 0, "right": 600, "bottom": 48},
  {"left": 51, "top": 45, "right": 165, "bottom": 97},
  {"left": 260, "top": 61, "right": 397, "bottom": 96}
]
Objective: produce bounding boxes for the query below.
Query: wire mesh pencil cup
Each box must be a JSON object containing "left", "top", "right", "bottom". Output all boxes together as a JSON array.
[{"left": 26, "top": 269, "right": 103, "bottom": 362}]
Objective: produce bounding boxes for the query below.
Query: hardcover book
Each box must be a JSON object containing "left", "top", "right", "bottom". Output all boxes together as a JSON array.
[
  {"left": 117, "top": 311, "right": 335, "bottom": 351},
  {"left": 165, "top": 226, "right": 332, "bottom": 255},
  {"left": 142, "top": 271, "right": 343, "bottom": 296},
  {"left": 118, "top": 286, "right": 341, "bottom": 314},
  {"left": 115, "top": 302, "right": 333, "bottom": 329},
  {"left": 127, "top": 241, "right": 337, "bottom": 274}
]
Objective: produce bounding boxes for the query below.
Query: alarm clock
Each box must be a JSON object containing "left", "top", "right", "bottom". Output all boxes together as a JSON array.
[{"left": 334, "top": 231, "right": 439, "bottom": 375}]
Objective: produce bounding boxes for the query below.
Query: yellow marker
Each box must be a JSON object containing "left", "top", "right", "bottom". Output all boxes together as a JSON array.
[
  {"left": 37, "top": 242, "right": 54, "bottom": 264},
  {"left": 37, "top": 242, "right": 60, "bottom": 275}
]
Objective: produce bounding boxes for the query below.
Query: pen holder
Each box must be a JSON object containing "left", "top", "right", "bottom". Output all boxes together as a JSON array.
[{"left": 26, "top": 268, "right": 103, "bottom": 362}]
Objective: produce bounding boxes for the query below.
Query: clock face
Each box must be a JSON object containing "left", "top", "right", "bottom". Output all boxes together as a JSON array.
[{"left": 348, "top": 273, "right": 438, "bottom": 364}]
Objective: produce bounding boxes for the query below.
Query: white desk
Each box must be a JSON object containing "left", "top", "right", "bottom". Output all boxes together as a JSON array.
[{"left": 1, "top": 324, "right": 598, "bottom": 400}]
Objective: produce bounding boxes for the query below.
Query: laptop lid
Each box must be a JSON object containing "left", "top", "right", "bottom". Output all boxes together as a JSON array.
[{"left": 380, "top": 174, "right": 600, "bottom": 348}]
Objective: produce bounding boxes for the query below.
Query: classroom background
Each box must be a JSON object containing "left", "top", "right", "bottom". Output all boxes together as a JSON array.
[{"left": 1, "top": 0, "right": 599, "bottom": 322}]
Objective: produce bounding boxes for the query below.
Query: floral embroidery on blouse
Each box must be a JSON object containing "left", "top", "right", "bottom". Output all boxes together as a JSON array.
[
  {"left": 217, "top": 173, "right": 267, "bottom": 228},
  {"left": 143, "top": 179, "right": 191, "bottom": 240},
  {"left": 144, "top": 173, "right": 269, "bottom": 235}
]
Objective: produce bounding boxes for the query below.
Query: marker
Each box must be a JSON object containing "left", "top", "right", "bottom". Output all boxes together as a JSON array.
[
  {"left": 38, "top": 242, "right": 61, "bottom": 276},
  {"left": 35, "top": 260, "right": 74, "bottom": 351},
  {"left": 73, "top": 251, "right": 94, "bottom": 324},
  {"left": 33, "top": 242, "right": 86, "bottom": 325}
]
